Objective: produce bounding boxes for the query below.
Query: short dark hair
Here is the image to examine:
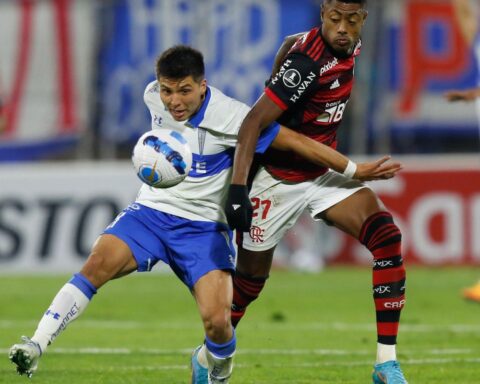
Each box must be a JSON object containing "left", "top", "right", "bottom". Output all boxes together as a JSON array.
[
  {"left": 324, "top": 0, "right": 367, "bottom": 5},
  {"left": 155, "top": 45, "right": 205, "bottom": 81}
]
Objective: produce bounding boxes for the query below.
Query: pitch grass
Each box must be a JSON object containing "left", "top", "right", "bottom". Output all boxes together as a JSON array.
[{"left": 1, "top": 267, "right": 480, "bottom": 383}]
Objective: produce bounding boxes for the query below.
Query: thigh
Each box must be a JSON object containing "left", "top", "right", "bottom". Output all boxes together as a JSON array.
[
  {"left": 81, "top": 234, "right": 138, "bottom": 289},
  {"left": 236, "top": 246, "right": 274, "bottom": 277},
  {"left": 306, "top": 170, "right": 368, "bottom": 222},
  {"left": 320, "top": 188, "right": 385, "bottom": 238},
  {"left": 242, "top": 167, "right": 308, "bottom": 251},
  {"left": 103, "top": 203, "right": 168, "bottom": 273}
]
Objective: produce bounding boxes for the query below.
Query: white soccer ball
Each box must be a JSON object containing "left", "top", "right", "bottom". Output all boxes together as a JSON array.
[{"left": 132, "top": 129, "right": 192, "bottom": 188}]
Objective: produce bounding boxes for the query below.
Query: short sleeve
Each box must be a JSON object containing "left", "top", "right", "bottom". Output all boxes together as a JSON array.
[
  {"left": 255, "top": 123, "right": 280, "bottom": 154},
  {"left": 265, "top": 53, "right": 319, "bottom": 110}
]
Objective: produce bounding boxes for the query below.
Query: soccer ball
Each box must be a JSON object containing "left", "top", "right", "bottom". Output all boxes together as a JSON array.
[{"left": 132, "top": 129, "right": 192, "bottom": 188}]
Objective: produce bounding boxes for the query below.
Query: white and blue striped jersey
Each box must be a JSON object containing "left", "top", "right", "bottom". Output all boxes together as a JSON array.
[{"left": 135, "top": 81, "right": 279, "bottom": 224}]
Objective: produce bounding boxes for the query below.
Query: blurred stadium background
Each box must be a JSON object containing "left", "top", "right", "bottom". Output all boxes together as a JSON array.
[
  {"left": 1, "top": 1, "right": 480, "bottom": 382},
  {"left": 0, "top": 0, "right": 479, "bottom": 272}
]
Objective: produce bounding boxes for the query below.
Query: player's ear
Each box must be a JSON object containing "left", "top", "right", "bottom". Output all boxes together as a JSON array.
[{"left": 200, "top": 79, "right": 207, "bottom": 97}]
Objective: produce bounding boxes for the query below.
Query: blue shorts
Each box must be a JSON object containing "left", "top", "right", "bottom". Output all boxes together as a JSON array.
[{"left": 103, "top": 203, "right": 236, "bottom": 289}]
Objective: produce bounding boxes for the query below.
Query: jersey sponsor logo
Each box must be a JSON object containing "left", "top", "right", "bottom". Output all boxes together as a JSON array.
[
  {"left": 289, "top": 71, "right": 317, "bottom": 103},
  {"left": 282, "top": 69, "right": 302, "bottom": 88},
  {"left": 320, "top": 57, "right": 339, "bottom": 76},
  {"left": 330, "top": 78, "right": 340, "bottom": 89},
  {"left": 316, "top": 101, "right": 348, "bottom": 123},
  {"left": 270, "top": 59, "right": 292, "bottom": 86}
]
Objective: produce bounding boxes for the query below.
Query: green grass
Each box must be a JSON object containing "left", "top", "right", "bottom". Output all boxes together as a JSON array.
[{"left": 1, "top": 267, "right": 480, "bottom": 383}]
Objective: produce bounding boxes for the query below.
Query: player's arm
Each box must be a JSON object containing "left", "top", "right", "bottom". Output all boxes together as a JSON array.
[
  {"left": 271, "top": 32, "right": 306, "bottom": 77},
  {"left": 231, "top": 52, "right": 318, "bottom": 185},
  {"left": 231, "top": 95, "right": 284, "bottom": 185},
  {"left": 452, "top": 0, "right": 478, "bottom": 46},
  {"left": 224, "top": 96, "right": 283, "bottom": 231},
  {"left": 444, "top": 87, "right": 480, "bottom": 102},
  {"left": 273, "top": 127, "right": 402, "bottom": 181}
]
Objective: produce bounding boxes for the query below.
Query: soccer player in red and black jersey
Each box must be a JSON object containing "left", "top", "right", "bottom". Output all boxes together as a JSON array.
[{"left": 225, "top": 1, "right": 408, "bottom": 382}]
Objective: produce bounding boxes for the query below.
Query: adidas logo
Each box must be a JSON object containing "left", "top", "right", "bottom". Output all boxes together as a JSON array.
[
  {"left": 232, "top": 204, "right": 241, "bottom": 211},
  {"left": 330, "top": 79, "right": 340, "bottom": 89}
]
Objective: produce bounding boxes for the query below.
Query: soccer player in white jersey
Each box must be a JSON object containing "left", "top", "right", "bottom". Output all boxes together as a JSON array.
[
  {"left": 445, "top": 0, "right": 480, "bottom": 302},
  {"left": 9, "top": 45, "right": 400, "bottom": 383}
]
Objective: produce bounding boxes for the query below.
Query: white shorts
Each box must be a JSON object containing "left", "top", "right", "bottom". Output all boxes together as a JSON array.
[{"left": 242, "top": 166, "right": 369, "bottom": 251}]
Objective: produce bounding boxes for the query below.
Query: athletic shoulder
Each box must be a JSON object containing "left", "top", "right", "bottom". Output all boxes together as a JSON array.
[
  {"left": 201, "top": 86, "right": 250, "bottom": 135},
  {"left": 143, "top": 80, "right": 163, "bottom": 112},
  {"left": 289, "top": 27, "right": 325, "bottom": 61}
]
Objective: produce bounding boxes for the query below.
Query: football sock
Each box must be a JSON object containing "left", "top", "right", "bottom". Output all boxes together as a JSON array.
[
  {"left": 205, "top": 330, "right": 236, "bottom": 381},
  {"left": 31, "top": 273, "right": 97, "bottom": 352},
  {"left": 231, "top": 271, "right": 268, "bottom": 327},
  {"left": 359, "top": 212, "right": 405, "bottom": 346},
  {"left": 376, "top": 342, "right": 397, "bottom": 364}
]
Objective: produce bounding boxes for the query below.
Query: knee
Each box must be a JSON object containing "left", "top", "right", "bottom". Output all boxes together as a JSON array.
[
  {"left": 359, "top": 211, "right": 402, "bottom": 249},
  {"left": 203, "top": 311, "right": 232, "bottom": 343}
]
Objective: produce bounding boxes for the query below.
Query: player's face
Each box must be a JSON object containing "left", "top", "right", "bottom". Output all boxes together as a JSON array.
[
  {"left": 321, "top": 1, "right": 367, "bottom": 57},
  {"left": 158, "top": 76, "right": 207, "bottom": 121}
]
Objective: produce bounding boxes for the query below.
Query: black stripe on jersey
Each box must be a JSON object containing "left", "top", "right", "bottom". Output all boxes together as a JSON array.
[{"left": 307, "top": 37, "right": 322, "bottom": 57}]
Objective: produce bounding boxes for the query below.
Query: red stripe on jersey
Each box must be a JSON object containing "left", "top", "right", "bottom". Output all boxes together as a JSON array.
[
  {"left": 313, "top": 84, "right": 353, "bottom": 102},
  {"left": 293, "top": 27, "right": 320, "bottom": 52},
  {"left": 307, "top": 37, "right": 322, "bottom": 57},
  {"left": 313, "top": 42, "right": 328, "bottom": 62},
  {"left": 373, "top": 268, "right": 406, "bottom": 285},
  {"left": 265, "top": 88, "right": 288, "bottom": 111}
]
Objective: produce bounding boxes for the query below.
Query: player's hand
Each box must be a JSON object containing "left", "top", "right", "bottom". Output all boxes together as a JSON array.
[
  {"left": 444, "top": 90, "right": 478, "bottom": 102},
  {"left": 225, "top": 184, "right": 252, "bottom": 232},
  {"left": 354, "top": 156, "right": 403, "bottom": 181}
]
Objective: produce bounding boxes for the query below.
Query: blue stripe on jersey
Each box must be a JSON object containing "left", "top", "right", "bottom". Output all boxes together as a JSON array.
[
  {"left": 189, "top": 148, "right": 234, "bottom": 178},
  {"left": 187, "top": 123, "right": 279, "bottom": 178},
  {"left": 188, "top": 87, "right": 212, "bottom": 128},
  {"left": 256, "top": 122, "right": 280, "bottom": 154}
]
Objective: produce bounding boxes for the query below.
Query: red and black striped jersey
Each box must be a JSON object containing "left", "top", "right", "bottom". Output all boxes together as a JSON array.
[{"left": 263, "top": 26, "right": 361, "bottom": 182}]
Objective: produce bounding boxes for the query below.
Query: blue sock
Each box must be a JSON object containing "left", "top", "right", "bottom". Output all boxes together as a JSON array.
[
  {"left": 205, "top": 328, "right": 236, "bottom": 357},
  {"left": 68, "top": 273, "right": 97, "bottom": 300}
]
